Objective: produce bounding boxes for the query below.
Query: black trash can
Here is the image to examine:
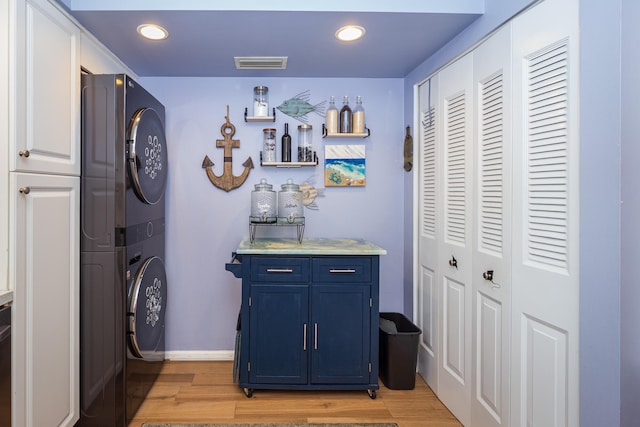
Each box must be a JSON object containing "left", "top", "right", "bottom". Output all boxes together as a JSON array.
[{"left": 379, "top": 312, "right": 422, "bottom": 390}]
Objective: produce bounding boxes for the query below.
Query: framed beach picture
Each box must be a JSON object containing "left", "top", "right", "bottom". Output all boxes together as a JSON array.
[{"left": 324, "top": 144, "right": 366, "bottom": 187}]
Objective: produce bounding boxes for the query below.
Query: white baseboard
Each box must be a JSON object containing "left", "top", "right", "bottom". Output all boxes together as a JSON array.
[{"left": 165, "top": 350, "right": 234, "bottom": 361}]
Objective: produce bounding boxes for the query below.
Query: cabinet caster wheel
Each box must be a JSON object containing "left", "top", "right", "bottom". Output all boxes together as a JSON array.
[
  {"left": 243, "top": 388, "right": 253, "bottom": 398},
  {"left": 368, "top": 389, "right": 377, "bottom": 399}
]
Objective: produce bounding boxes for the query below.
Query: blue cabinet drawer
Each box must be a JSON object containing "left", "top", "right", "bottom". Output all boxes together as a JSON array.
[
  {"left": 312, "top": 257, "right": 372, "bottom": 283},
  {"left": 251, "top": 257, "right": 310, "bottom": 282}
]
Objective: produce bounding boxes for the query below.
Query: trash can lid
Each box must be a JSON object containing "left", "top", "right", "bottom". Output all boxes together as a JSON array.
[{"left": 379, "top": 318, "right": 398, "bottom": 334}]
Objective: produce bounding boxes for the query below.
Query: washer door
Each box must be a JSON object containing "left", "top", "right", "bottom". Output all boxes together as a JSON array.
[
  {"left": 128, "top": 256, "right": 167, "bottom": 359},
  {"left": 127, "top": 107, "right": 168, "bottom": 205}
]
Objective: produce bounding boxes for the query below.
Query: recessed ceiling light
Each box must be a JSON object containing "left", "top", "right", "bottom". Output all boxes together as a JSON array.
[
  {"left": 137, "top": 24, "right": 168, "bottom": 41},
  {"left": 335, "top": 25, "right": 366, "bottom": 42}
]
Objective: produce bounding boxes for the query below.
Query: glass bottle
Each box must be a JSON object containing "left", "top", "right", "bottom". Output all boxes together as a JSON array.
[
  {"left": 353, "top": 96, "right": 365, "bottom": 134},
  {"left": 297, "top": 124, "right": 313, "bottom": 162},
  {"left": 251, "top": 178, "right": 276, "bottom": 223},
  {"left": 281, "top": 123, "right": 292, "bottom": 162},
  {"left": 326, "top": 96, "right": 338, "bottom": 134},
  {"left": 253, "top": 86, "right": 269, "bottom": 117},
  {"left": 278, "top": 178, "right": 304, "bottom": 223},
  {"left": 339, "top": 96, "right": 352, "bottom": 133},
  {"left": 262, "top": 128, "right": 276, "bottom": 162}
]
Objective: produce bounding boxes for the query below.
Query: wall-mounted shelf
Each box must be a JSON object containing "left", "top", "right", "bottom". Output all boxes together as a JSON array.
[
  {"left": 322, "top": 124, "right": 370, "bottom": 138},
  {"left": 260, "top": 151, "right": 318, "bottom": 167},
  {"left": 245, "top": 108, "right": 276, "bottom": 122}
]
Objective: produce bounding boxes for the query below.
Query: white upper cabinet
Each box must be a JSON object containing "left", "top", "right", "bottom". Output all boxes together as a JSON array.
[
  {"left": 80, "top": 32, "right": 134, "bottom": 76},
  {"left": 12, "top": 0, "right": 80, "bottom": 176}
]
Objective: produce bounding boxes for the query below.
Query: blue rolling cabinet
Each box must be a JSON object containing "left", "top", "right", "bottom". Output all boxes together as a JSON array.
[{"left": 226, "top": 238, "right": 386, "bottom": 399}]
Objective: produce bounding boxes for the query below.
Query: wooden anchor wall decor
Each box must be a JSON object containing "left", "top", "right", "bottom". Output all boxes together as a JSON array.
[{"left": 202, "top": 106, "right": 254, "bottom": 192}]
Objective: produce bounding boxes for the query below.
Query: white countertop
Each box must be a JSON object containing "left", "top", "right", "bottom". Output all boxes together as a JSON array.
[
  {"left": 0, "top": 290, "right": 13, "bottom": 306},
  {"left": 235, "top": 237, "right": 387, "bottom": 255}
]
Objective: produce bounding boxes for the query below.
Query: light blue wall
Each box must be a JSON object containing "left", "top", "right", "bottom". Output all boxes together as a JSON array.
[
  {"left": 139, "top": 77, "right": 404, "bottom": 352},
  {"left": 579, "top": 2, "right": 622, "bottom": 426},
  {"left": 620, "top": 0, "right": 640, "bottom": 424}
]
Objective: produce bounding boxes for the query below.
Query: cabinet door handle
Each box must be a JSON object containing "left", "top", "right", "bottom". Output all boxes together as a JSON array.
[
  {"left": 329, "top": 269, "right": 356, "bottom": 274},
  {"left": 19, "top": 149, "right": 30, "bottom": 157},
  {"left": 266, "top": 268, "right": 293, "bottom": 273},
  {"left": 303, "top": 323, "right": 307, "bottom": 351},
  {"left": 19, "top": 187, "right": 31, "bottom": 195},
  {"left": 314, "top": 323, "right": 318, "bottom": 350}
]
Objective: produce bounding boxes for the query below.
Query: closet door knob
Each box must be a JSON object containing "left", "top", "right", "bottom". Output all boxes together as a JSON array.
[
  {"left": 19, "top": 187, "right": 31, "bottom": 195},
  {"left": 482, "top": 270, "right": 494, "bottom": 281},
  {"left": 449, "top": 255, "right": 458, "bottom": 269},
  {"left": 19, "top": 150, "right": 30, "bottom": 157},
  {"left": 482, "top": 270, "right": 501, "bottom": 289}
]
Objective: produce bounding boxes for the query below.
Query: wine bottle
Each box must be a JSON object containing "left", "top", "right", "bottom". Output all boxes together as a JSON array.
[
  {"left": 281, "top": 123, "right": 292, "bottom": 162},
  {"left": 339, "top": 96, "right": 352, "bottom": 133}
]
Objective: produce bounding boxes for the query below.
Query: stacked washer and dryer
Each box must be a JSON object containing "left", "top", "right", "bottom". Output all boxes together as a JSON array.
[{"left": 79, "top": 74, "right": 168, "bottom": 426}]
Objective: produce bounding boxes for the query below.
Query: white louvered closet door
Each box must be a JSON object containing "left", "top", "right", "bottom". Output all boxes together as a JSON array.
[
  {"left": 436, "top": 53, "right": 474, "bottom": 427},
  {"left": 511, "top": 0, "right": 579, "bottom": 425},
  {"left": 417, "top": 75, "right": 440, "bottom": 389},
  {"left": 471, "top": 23, "right": 512, "bottom": 427}
]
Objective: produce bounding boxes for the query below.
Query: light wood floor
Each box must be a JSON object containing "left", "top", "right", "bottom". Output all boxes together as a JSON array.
[{"left": 128, "top": 361, "right": 461, "bottom": 427}]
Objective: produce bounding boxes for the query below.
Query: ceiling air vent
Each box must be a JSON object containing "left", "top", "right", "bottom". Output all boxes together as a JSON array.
[{"left": 234, "top": 56, "right": 288, "bottom": 70}]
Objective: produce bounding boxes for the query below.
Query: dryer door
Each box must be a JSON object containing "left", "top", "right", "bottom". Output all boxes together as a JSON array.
[
  {"left": 128, "top": 256, "right": 167, "bottom": 360},
  {"left": 127, "top": 107, "right": 168, "bottom": 205}
]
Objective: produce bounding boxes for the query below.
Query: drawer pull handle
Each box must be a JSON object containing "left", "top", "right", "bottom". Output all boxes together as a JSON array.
[
  {"left": 303, "top": 324, "right": 307, "bottom": 351},
  {"left": 266, "top": 268, "right": 293, "bottom": 273},
  {"left": 329, "top": 269, "right": 356, "bottom": 274},
  {"left": 314, "top": 323, "right": 318, "bottom": 350}
]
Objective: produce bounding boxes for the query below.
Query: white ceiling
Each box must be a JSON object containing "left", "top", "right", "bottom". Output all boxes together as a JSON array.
[{"left": 56, "top": 0, "right": 483, "bottom": 78}]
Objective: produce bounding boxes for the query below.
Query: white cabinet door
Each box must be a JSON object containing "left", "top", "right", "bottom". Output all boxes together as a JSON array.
[
  {"left": 0, "top": 0, "right": 9, "bottom": 293},
  {"left": 416, "top": 75, "right": 440, "bottom": 390},
  {"left": 471, "top": 24, "right": 512, "bottom": 427},
  {"left": 11, "top": 172, "right": 79, "bottom": 427},
  {"left": 436, "top": 53, "right": 474, "bottom": 427},
  {"left": 12, "top": 0, "right": 80, "bottom": 176},
  {"left": 511, "top": 0, "right": 580, "bottom": 425}
]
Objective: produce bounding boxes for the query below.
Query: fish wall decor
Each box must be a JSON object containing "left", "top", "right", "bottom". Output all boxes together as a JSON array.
[{"left": 276, "top": 90, "right": 326, "bottom": 123}]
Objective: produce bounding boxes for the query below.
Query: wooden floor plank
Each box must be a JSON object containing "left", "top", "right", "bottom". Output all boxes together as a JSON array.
[{"left": 127, "top": 361, "right": 461, "bottom": 427}]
